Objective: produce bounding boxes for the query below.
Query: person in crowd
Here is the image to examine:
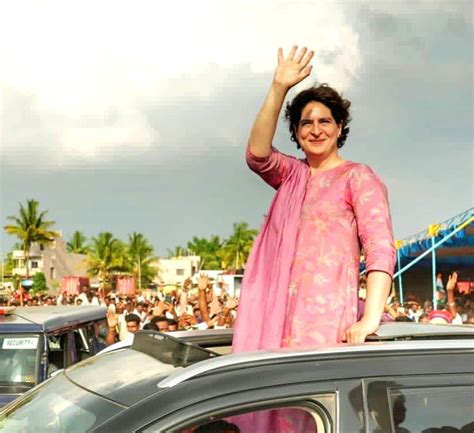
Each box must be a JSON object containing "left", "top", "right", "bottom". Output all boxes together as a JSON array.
[
  {"left": 105, "top": 311, "right": 141, "bottom": 345},
  {"left": 234, "top": 46, "right": 395, "bottom": 354},
  {"left": 418, "top": 314, "right": 430, "bottom": 324},
  {"left": 76, "top": 286, "right": 91, "bottom": 306},
  {"left": 197, "top": 275, "right": 239, "bottom": 329},
  {"left": 428, "top": 272, "right": 461, "bottom": 324},
  {"left": 154, "top": 316, "right": 170, "bottom": 332},
  {"left": 167, "top": 319, "right": 179, "bottom": 331}
]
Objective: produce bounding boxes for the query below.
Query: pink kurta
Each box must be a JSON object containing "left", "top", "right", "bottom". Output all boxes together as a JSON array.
[
  {"left": 244, "top": 147, "right": 395, "bottom": 349},
  {"left": 230, "top": 148, "right": 395, "bottom": 433}
]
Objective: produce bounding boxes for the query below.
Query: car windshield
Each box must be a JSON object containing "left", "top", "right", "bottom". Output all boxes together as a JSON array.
[
  {"left": 0, "top": 334, "right": 40, "bottom": 392},
  {"left": 0, "top": 373, "right": 123, "bottom": 433}
]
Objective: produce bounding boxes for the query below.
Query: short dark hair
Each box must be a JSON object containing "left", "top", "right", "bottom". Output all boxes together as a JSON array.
[
  {"left": 125, "top": 313, "right": 141, "bottom": 325},
  {"left": 284, "top": 83, "right": 352, "bottom": 149}
]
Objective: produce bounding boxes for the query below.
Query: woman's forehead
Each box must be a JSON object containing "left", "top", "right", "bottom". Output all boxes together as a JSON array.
[{"left": 301, "top": 101, "right": 333, "bottom": 118}]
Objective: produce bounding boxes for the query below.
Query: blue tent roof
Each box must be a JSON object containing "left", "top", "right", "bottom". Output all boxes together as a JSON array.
[{"left": 397, "top": 207, "right": 474, "bottom": 271}]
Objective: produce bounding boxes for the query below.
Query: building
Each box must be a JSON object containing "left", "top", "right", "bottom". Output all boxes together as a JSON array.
[
  {"left": 152, "top": 256, "right": 201, "bottom": 287},
  {"left": 12, "top": 236, "right": 89, "bottom": 290}
]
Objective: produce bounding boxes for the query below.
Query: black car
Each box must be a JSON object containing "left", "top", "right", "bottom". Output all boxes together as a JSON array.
[{"left": 0, "top": 323, "right": 473, "bottom": 433}]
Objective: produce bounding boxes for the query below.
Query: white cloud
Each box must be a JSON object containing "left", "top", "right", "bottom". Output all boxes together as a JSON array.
[{"left": 0, "top": 0, "right": 361, "bottom": 167}]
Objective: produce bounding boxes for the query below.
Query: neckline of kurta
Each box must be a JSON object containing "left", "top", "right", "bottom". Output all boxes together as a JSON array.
[{"left": 305, "top": 159, "right": 352, "bottom": 177}]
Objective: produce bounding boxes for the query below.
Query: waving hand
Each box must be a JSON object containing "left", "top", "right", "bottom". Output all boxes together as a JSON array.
[{"left": 273, "top": 46, "right": 314, "bottom": 90}]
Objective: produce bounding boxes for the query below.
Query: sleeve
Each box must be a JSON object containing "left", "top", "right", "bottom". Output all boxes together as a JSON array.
[
  {"left": 349, "top": 164, "right": 396, "bottom": 277},
  {"left": 246, "top": 146, "right": 301, "bottom": 190}
]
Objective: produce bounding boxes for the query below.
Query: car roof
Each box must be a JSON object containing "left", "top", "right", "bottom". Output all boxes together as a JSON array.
[
  {"left": 62, "top": 324, "right": 474, "bottom": 407},
  {"left": 0, "top": 306, "right": 107, "bottom": 333},
  {"left": 98, "top": 328, "right": 233, "bottom": 354},
  {"left": 158, "top": 338, "right": 474, "bottom": 389}
]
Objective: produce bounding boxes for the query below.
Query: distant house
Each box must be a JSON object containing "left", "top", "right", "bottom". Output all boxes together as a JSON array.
[
  {"left": 152, "top": 255, "right": 201, "bottom": 287},
  {"left": 12, "top": 236, "right": 89, "bottom": 289}
]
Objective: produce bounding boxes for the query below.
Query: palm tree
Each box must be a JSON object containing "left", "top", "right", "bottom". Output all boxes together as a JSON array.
[
  {"left": 4, "top": 199, "right": 58, "bottom": 280},
  {"left": 127, "top": 232, "right": 157, "bottom": 290},
  {"left": 220, "top": 222, "right": 258, "bottom": 272},
  {"left": 167, "top": 245, "right": 185, "bottom": 258},
  {"left": 187, "top": 235, "right": 223, "bottom": 270},
  {"left": 86, "top": 232, "right": 127, "bottom": 295},
  {"left": 67, "top": 231, "right": 89, "bottom": 254}
]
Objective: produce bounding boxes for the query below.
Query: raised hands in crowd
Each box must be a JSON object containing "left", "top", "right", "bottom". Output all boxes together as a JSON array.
[{"left": 97, "top": 273, "right": 240, "bottom": 345}]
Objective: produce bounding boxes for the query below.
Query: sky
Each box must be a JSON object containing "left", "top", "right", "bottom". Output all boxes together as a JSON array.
[{"left": 1, "top": 0, "right": 473, "bottom": 257}]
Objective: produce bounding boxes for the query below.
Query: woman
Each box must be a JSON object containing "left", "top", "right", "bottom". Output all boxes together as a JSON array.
[{"left": 233, "top": 46, "right": 396, "bottom": 353}]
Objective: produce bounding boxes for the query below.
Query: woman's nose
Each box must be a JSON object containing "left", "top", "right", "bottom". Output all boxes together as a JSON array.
[{"left": 310, "top": 123, "right": 321, "bottom": 135}]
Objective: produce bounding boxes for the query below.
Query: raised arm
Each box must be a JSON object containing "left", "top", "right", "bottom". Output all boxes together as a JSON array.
[
  {"left": 248, "top": 46, "right": 314, "bottom": 158},
  {"left": 446, "top": 272, "right": 458, "bottom": 317}
]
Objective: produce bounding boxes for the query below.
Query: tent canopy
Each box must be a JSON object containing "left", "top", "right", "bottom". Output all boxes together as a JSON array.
[{"left": 397, "top": 208, "right": 474, "bottom": 272}]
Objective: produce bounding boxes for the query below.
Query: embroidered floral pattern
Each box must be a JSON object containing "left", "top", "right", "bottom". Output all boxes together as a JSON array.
[{"left": 282, "top": 162, "right": 395, "bottom": 348}]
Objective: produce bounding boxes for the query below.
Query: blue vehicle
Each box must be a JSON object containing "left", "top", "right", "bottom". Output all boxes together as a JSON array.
[{"left": 0, "top": 306, "right": 107, "bottom": 407}]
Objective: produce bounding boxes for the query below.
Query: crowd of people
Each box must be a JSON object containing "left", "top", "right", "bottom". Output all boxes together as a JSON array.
[
  {"left": 2, "top": 271, "right": 472, "bottom": 347},
  {"left": 358, "top": 272, "right": 474, "bottom": 326},
  {"left": 2, "top": 274, "right": 240, "bottom": 345}
]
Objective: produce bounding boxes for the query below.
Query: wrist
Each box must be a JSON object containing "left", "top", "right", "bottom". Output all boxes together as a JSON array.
[
  {"left": 270, "top": 81, "right": 290, "bottom": 95},
  {"left": 360, "top": 315, "right": 380, "bottom": 328}
]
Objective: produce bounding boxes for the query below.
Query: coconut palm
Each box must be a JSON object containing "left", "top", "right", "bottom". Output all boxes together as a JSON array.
[
  {"left": 126, "top": 232, "right": 157, "bottom": 290},
  {"left": 67, "top": 231, "right": 89, "bottom": 254},
  {"left": 86, "top": 232, "right": 127, "bottom": 294},
  {"left": 167, "top": 246, "right": 185, "bottom": 258},
  {"left": 187, "top": 235, "right": 223, "bottom": 270},
  {"left": 4, "top": 199, "right": 58, "bottom": 280},
  {"left": 220, "top": 222, "right": 258, "bottom": 272}
]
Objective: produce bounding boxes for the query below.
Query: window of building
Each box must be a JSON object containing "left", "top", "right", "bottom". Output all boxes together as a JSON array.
[
  {"left": 31, "top": 261, "right": 39, "bottom": 269},
  {"left": 50, "top": 267, "right": 55, "bottom": 279},
  {"left": 176, "top": 269, "right": 184, "bottom": 276}
]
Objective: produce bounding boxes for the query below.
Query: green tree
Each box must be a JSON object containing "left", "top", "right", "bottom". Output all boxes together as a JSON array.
[
  {"left": 67, "top": 231, "right": 89, "bottom": 254},
  {"left": 2, "top": 252, "right": 14, "bottom": 279},
  {"left": 167, "top": 246, "right": 185, "bottom": 258},
  {"left": 86, "top": 232, "right": 127, "bottom": 294},
  {"left": 187, "top": 235, "right": 223, "bottom": 270},
  {"left": 220, "top": 222, "right": 258, "bottom": 272},
  {"left": 126, "top": 232, "right": 157, "bottom": 290},
  {"left": 4, "top": 199, "right": 58, "bottom": 279},
  {"left": 31, "top": 272, "right": 48, "bottom": 296}
]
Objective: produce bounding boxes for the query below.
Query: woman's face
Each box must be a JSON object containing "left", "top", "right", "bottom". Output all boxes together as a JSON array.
[{"left": 296, "top": 101, "right": 341, "bottom": 160}]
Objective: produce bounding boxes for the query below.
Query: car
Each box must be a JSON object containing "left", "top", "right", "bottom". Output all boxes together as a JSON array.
[
  {"left": 0, "top": 323, "right": 473, "bottom": 433},
  {"left": 0, "top": 305, "right": 107, "bottom": 407}
]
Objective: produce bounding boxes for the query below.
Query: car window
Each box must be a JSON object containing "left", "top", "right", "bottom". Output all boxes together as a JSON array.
[
  {"left": 178, "top": 408, "right": 320, "bottom": 433},
  {"left": 141, "top": 394, "right": 335, "bottom": 433},
  {"left": 0, "top": 373, "right": 123, "bottom": 433},
  {"left": 365, "top": 380, "right": 474, "bottom": 433},
  {"left": 47, "top": 334, "right": 67, "bottom": 374},
  {"left": 0, "top": 334, "right": 39, "bottom": 391},
  {"left": 74, "top": 327, "right": 92, "bottom": 362},
  {"left": 388, "top": 386, "right": 474, "bottom": 433}
]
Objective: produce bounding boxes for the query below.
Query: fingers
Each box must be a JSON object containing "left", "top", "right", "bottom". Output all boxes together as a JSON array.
[
  {"left": 294, "top": 46, "right": 307, "bottom": 63},
  {"left": 277, "top": 47, "right": 283, "bottom": 64},
  {"left": 343, "top": 324, "right": 370, "bottom": 344},
  {"left": 288, "top": 45, "right": 298, "bottom": 60},
  {"left": 300, "top": 65, "right": 313, "bottom": 79},
  {"left": 301, "top": 50, "right": 314, "bottom": 69}
]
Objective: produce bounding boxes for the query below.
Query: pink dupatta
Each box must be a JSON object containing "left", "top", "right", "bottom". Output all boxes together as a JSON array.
[{"left": 232, "top": 151, "right": 309, "bottom": 352}]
